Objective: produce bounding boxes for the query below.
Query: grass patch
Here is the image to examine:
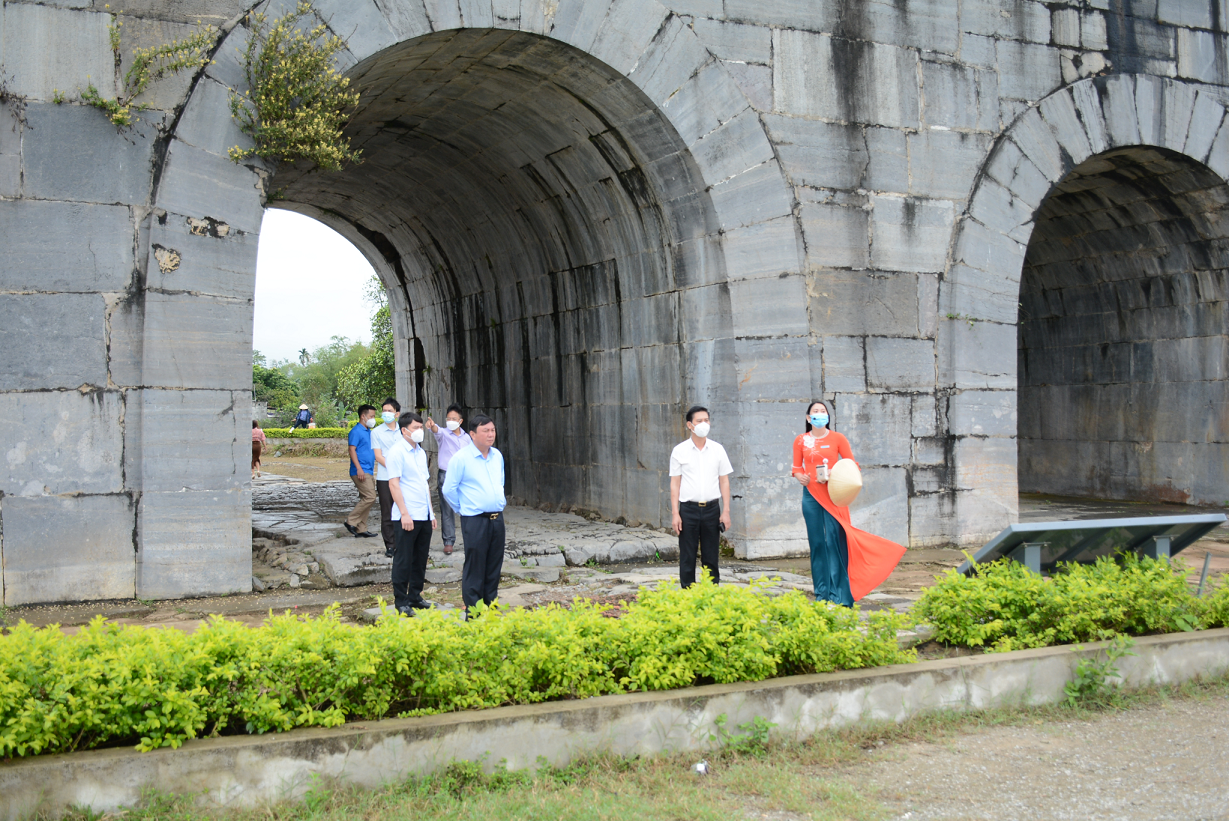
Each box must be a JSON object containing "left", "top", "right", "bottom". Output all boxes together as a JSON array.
[{"left": 43, "top": 672, "right": 1229, "bottom": 821}]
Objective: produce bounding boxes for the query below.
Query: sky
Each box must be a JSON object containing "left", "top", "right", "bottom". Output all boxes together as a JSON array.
[{"left": 253, "top": 209, "right": 377, "bottom": 364}]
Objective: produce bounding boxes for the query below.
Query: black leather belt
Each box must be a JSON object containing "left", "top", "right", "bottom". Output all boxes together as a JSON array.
[
  {"left": 681, "top": 499, "right": 719, "bottom": 507},
  {"left": 462, "top": 511, "right": 502, "bottom": 520}
]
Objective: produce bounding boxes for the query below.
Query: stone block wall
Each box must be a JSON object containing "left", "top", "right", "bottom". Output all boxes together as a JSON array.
[
  {"left": 0, "top": 0, "right": 1226, "bottom": 601},
  {"left": 0, "top": 0, "right": 253, "bottom": 605}
]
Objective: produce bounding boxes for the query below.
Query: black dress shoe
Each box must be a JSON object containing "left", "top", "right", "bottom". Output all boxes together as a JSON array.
[
  {"left": 396, "top": 605, "right": 414, "bottom": 617},
  {"left": 409, "top": 598, "right": 431, "bottom": 610},
  {"left": 343, "top": 522, "right": 358, "bottom": 536},
  {"left": 356, "top": 531, "right": 378, "bottom": 538},
  {"left": 384, "top": 546, "right": 394, "bottom": 558}
]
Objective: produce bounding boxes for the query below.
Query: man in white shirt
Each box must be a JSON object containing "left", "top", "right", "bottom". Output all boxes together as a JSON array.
[
  {"left": 371, "top": 397, "right": 403, "bottom": 558},
  {"left": 669, "top": 405, "right": 733, "bottom": 588},
  {"left": 384, "top": 411, "right": 438, "bottom": 615}
]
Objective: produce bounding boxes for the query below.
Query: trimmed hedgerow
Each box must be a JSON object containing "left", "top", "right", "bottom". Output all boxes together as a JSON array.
[
  {"left": 260, "top": 427, "right": 349, "bottom": 439},
  {"left": 914, "top": 554, "right": 1215, "bottom": 653},
  {"left": 0, "top": 581, "right": 912, "bottom": 760}
]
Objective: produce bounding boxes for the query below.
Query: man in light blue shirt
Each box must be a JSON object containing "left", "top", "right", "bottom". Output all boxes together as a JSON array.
[{"left": 441, "top": 414, "right": 506, "bottom": 613}]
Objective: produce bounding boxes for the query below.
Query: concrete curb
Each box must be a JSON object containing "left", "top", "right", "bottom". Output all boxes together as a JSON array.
[{"left": 4, "top": 628, "right": 1229, "bottom": 819}]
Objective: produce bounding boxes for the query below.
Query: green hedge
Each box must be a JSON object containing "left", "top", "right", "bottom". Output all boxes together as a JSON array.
[
  {"left": 260, "top": 427, "right": 350, "bottom": 439},
  {"left": 0, "top": 581, "right": 911, "bottom": 760},
  {"left": 915, "top": 554, "right": 1229, "bottom": 652}
]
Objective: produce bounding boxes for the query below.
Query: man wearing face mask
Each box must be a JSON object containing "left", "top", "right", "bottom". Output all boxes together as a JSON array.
[
  {"left": 371, "top": 397, "right": 403, "bottom": 557},
  {"left": 441, "top": 414, "right": 505, "bottom": 616},
  {"left": 669, "top": 405, "right": 733, "bottom": 588},
  {"left": 425, "top": 404, "right": 470, "bottom": 555},
  {"left": 384, "top": 411, "right": 438, "bottom": 614},
  {"left": 344, "top": 405, "right": 380, "bottom": 539}
]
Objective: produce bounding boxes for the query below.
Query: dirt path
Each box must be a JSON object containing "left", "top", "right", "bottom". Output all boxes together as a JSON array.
[{"left": 854, "top": 696, "right": 1229, "bottom": 820}]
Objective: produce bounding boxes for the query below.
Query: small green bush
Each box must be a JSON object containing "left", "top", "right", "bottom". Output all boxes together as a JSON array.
[
  {"left": 1203, "top": 581, "right": 1229, "bottom": 628},
  {"left": 914, "top": 555, "right": 1208, "bottom": 652},
  {"left": 0, "top": 581, "right": 912, "bottom": 760},
  {"left": 261, "top": 427, "right": 349, "bottom": 439}
]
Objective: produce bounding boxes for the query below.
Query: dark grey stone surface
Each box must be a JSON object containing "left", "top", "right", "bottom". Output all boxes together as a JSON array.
[
  {"left": 0, "top": 389, "right": 125, "bottom": 497},
  {"left": 136, "top": 488, "right": 252, "bottom": 599},
  {"left": 1, "top": 493, "right": 136, "bottom": 606},
  {"left": 0, "top": 294, "right": 109, "bottom": 390},
  {"left": 0, "top": 200, "right": 135, "bottom": 293},
  {"left": 21, "top": 103, "right": 158, "bottom": 205}
]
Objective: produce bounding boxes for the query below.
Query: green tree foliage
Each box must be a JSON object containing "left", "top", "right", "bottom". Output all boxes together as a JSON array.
[
  {"left": 252, "top": 350, "right": 300, "bottom": 410},
  {"left": 335, "top": 304, "right": 395, "bottom": 409},
  {"left": 252, "top": 338, "right": 369, "bottom": 427},
  {"left": 228, "top": 1, "right": 361, "bottom": 170}
]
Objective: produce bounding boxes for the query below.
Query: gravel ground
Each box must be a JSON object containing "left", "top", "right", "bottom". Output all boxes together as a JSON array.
[{"left": 855, "top": 696, "right": 1229, "bottom": 820}]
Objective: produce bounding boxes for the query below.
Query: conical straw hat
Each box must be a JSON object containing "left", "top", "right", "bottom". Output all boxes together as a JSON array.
[{"left": 828, "top": 458, "right": 862, "bottom": 507}]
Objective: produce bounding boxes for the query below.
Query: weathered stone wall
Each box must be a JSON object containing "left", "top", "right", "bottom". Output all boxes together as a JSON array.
[{"left": 1, "top": 0, "right": 1227, "bottom": 603}]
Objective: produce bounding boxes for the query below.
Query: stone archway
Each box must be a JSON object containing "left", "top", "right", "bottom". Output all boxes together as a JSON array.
[
  {"left": 942, "top": 75, "right": 1229, "bottom": 532},
  {"left": 270, "top": 29, "right": 733, "bottom": 523},
  {"left": 1018, "top": 147, "right": 1228, "bottom": 504},
  {"left": 133, "top": 0, "right": 799, "bottom": 596}
]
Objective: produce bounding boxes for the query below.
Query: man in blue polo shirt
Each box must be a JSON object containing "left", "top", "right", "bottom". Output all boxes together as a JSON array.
[
  {"left": 441, "top": 414, "right": 506, "bottom": 614},
  {"left": 344, "top": 404, "right": 379, "bottom": 539}
]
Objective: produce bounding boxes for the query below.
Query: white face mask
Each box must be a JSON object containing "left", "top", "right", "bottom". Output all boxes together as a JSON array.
[
  {"left": 410, "top": 428, "right": 425, "bottom": 444},
  {"left": 692, "top": 421, "right": 710, "bottom": 438},
  {"left": 365, "top": 417, "right": 377, "bottom": 428},
  {"left": 446, "top": 420, "right": 461, "bottom": 431}
]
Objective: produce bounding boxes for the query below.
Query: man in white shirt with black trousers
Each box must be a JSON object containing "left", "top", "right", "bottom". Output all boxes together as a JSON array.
[
  {"left": 384, "top": 411, "right": 438, "bottom": 615},
  {"left": 669, "top": 405, "right": 733, "bottom": 588}
]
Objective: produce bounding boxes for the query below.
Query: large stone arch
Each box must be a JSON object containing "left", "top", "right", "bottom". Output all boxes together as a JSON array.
[
  {"left": 134, "top": 0, "right": 799, "bottom": 595},
  {"left": 941, "top": 74, "right": 1229, "bottom": 536}
]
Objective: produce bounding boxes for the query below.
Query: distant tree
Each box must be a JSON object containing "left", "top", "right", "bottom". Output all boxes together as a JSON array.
[
  {"left": 336, "top": 280, "right": 395, "bottom": 408},
  {"left": 253, "top": 359, "right": 300, "bottom": 408},
  {"left": 298, "top": 348, "right": 311, "bottom": 366},
  {"left": 336, "top": 305, "right": 395, "bottom": 409}
]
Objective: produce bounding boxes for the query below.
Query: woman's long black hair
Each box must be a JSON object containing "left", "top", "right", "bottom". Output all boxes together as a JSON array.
[{"left": 805, "top": 400, "right": 831, "bottom": 433}]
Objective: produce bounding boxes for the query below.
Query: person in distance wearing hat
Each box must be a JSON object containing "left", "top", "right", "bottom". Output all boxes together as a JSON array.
[
  {"left": 791, "top": 400, "right": 905, "bottom": 606},
  {"left": 290, "top": 403, "right": 313, "bottom": 431}
]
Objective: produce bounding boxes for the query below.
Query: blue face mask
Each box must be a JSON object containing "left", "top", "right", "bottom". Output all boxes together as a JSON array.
[{"left": 810, "top": 414, "right": 828, "bottom": 428}]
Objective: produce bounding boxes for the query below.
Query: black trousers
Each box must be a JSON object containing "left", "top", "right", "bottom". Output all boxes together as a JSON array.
[
  {"left": 459, "top": 512, "right": 505, "bottom": 609},
  {"left": 391, "top": 519, "right": 432, "bottom": 609},
  {"left": 376, "top": 479, "right": 396, "bottom": 552},
  {"left": 679, "top": 500, "right": 721, "bottom": 587}
]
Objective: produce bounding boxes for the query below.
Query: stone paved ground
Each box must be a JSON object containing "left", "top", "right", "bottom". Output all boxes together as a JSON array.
[
  {"left": 854, "top": 695, "right": 1229, "bottom": 821},
  {"left": 4, "top": 482, "right": 1223, "bottom": 635}
]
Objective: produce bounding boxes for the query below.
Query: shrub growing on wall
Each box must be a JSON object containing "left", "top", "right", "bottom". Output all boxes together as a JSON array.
[
  {"left": 228, "top": 0, "right": 360, "bottom": 170},
  {"left": 81, "top": 14, "right": 216, "bottom": 127}
]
